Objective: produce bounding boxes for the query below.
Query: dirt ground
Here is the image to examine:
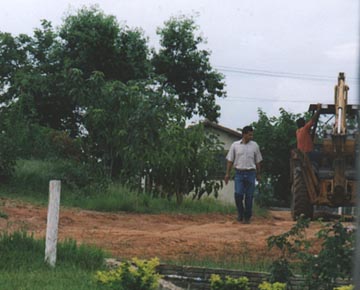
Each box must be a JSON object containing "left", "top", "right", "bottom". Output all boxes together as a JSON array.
[{"left": 0, "top": 197, "right": 327, "bottom": 262}]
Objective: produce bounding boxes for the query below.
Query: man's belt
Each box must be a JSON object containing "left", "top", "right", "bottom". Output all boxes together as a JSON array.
[{"left": 236, "top": 168, "right": 256, "bottom": 172}]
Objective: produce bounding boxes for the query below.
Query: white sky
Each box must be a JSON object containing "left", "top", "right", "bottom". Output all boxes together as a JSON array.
[{"left": 1, "top": 0, "right": 359, "bottom": 131}]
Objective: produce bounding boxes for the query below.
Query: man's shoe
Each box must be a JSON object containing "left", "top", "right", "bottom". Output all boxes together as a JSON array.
[
  {"left": 237, "top": 216, "right": 243, "bottom": 222},
  {"left": 243, "top": 219, "right": 250, "bottom": 224}
]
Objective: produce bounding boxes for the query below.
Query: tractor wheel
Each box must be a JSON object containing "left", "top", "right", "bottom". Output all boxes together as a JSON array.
[{"left": 291, "top": 167, "right": 314, "bottom": 220}]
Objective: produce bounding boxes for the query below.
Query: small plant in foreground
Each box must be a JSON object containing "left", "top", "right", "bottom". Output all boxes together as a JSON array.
[
  {"left": 333, "top": 286, "right": 354, "bottom": 290},
  {"left": 95, "top": 257, "right": 161, "bottom": 290},
  {"left": 267, "top": 216, "right": 310, "bottom": 283},
  {"left": 267, "top": 216, "right": 355, "bottom": 289},
  {"left": 258, "top": 281, "right": 286, "bottom": 290},
  {"left": 210, "top": 274, "right": 250, "bottom": 290}
]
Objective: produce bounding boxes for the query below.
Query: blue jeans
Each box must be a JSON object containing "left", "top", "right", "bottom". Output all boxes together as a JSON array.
[{"left": 234, "top": 170, "right": 256, "bottom": 220}]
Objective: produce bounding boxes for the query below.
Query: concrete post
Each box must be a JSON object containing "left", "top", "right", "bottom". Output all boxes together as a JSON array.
[{"left": 44, "top": 180, "right": 61, "bottom": 267}]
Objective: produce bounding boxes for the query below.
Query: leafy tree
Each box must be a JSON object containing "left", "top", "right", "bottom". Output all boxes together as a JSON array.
[
  {"left": 0, "top": 7, "right": 226, "bottom": 200},
  {"left": 252, "top": 108, "right": 300, "bottom": 206},
  {"left": 0, "top": 20, "right": 82, "bottom": 136},
  {"left": 148, "top": 121, "right": 224, "bottom": 203},
  {"left": 153, "top": 15, "right": 226, "bottom": 121},
  {"left": 59, "top": 5, "right": 151, "bottom": 82}
]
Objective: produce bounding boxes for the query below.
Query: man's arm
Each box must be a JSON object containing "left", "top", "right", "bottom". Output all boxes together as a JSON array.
[
  {"left": 305, "top": 103, "right": 322, "bottom": 129},
  {"left": 224, "top": 160, "right": 233, "bottom": 185}
]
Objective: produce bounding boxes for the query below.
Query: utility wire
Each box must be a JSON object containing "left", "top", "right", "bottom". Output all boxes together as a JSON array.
[
  {"left": 215, "top": 65, "right": 360, "bottom": 83},
  {"left": 222, "top": 97, "right": 318, "bottom": 103},
  {"left": 221, "top": 96, "right": 358, "bottom": 103}
]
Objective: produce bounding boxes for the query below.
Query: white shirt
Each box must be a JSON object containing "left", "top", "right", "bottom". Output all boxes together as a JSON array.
[{"left": 226, "top": 139, "right": 263, "bottom": 170}]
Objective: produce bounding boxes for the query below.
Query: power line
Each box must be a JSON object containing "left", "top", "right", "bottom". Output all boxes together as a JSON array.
[
  {"left": 222, "top": 97, "right": 314, "bottom": 103},
  {"left": 221, "top": 96, "right": 359, "bottom": 103},
  {"left": 215, "top": 65, "right": 360, "bottom": 84}
]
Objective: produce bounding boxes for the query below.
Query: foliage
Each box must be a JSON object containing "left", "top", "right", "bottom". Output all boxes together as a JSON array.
[
  {"left": 0, "top": 6, "right": 226, "bottom": 200},
  {"left": 258, "top": 281, "right": 286, "bottom": 290},
  {"left": 79, "top": 73, "right": 181, "bottom": 180},
  {"left": 153, "top": 14, "right": 226, "bottom": 121},
  {"left": 95, "top": 257, "right": 161, "bottom": 290},
  {"left": 252, "top": 108, "right": 301, "bottom": 206},
  {"left": 0, "top": 108, "right": 18, "bottom": 180},
  {"left": 299, "top": 221, "right": 355, "bottom": 289},
  {"left": 210, "top": 274, "right": 250, "bottom": 290},
  {"left": 267, "top": 258, "right": 293, "bottom": 284},
  {"left": 255, "top": 173, "right": 278, "bottom": 208},
  {"left": 148, "top": 122, "right": 224, "bottom": 203},
  {"left": 333, "top": 286, "right": 354, "bottom": 290},
  {"left": 267, "top": 217, "right": 355, "bottom": 289},
  {"left": 0, "top": 127, "right": 16, "bottom": 181},
  {"left": 60, "top": 5, "right": 151, "bottom": 82},
  {"left": 266, "top": 216, "right": 310, "bottom": 284}
]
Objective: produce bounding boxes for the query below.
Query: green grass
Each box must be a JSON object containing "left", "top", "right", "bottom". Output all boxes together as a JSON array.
[
  {"left": 0, "top": 230, "right": 106, "bottom": 290},
  {"left": 0, "top": 159, "right": 268, "bottom": 217}
]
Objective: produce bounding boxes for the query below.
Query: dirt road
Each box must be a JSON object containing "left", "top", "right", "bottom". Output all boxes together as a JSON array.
[{"left": 0, "top": 197, "right": 323, "bottom": 263}]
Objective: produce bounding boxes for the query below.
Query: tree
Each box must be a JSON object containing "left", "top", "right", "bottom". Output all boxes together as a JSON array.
[
  {"left": 252, "top": 108, "right": 300, "bottom": 205},
  {"left": 148, "top": 121, "right": 224, "bottom": 203},
  {"left": 0, "top": 7, "right": 225, "bottom": 199},
  {"left": 59, "top": 5, "right": 151, "bottom": 82},
  {"left": 153, "top": 15, "right": 226, "bottom": 121},
  {"left": 0, "top": 20, "right": 81, "bottom": 136}
]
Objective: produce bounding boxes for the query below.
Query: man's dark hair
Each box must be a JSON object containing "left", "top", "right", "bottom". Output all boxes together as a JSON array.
[
  {"left": 296, "top": 118, "right": 306, "bottom": 128},
  {"left": 242, "top": 125, "right": 253, "bottom": 134}
]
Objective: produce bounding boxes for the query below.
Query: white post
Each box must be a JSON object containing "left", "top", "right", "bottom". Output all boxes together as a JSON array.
[{"left": 45, "top": 180, "right": 61, "bottom": 267}]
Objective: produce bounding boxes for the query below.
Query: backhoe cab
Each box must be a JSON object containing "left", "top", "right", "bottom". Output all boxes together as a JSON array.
[{"left": 290, "top": 72, "right": 358, "bottom": 220}]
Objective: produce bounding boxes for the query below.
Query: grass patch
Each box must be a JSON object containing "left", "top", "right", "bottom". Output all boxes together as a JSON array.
[
  {"left": 0, "top": 159, "right": 269, "bottom": 218},
  {"left": 75, "top": 183, "right": 238, "bottom": 214},
  {"left": 0, "top": 230, "right": 106, "bottom": 290}
]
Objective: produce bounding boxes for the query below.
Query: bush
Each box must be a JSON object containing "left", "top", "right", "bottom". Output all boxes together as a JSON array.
[
  {"left": 258, "top": 281, "right": 286, "bottom": 290},
  {"left": 267, "top": 217, "right": 355, "bottom": 289},
  {"left": 210, "top": 274, "right": 250, "bottom": 290},
  {"left": 95, "top": 257, "right": 161, "bottom": 290},
  {"left": 333, "top": 286, "right": 354, "bottom": 290}
]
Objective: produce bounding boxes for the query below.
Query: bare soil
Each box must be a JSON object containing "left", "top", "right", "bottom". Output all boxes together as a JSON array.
[{"left": 0, "top": 197, "right": 325, "bottom": 262}]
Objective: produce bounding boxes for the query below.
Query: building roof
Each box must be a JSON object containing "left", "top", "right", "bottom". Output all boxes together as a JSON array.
[{"left": 203, "top": 119, "right": 242, "bottom": 138}]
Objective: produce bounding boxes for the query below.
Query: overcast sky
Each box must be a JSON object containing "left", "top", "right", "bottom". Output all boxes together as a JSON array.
[{"left": 1, "top": 0, "right": 359, "bottom": 131}]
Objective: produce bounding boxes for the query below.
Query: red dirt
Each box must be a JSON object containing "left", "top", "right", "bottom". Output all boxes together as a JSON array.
[{"left": 0, "top": 197, "right": 326, "bottom": 262}]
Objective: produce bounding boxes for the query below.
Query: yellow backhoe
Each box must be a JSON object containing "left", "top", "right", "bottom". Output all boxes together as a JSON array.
[{"left": 290, "top": 72, "right": 358, "bottom": 220}]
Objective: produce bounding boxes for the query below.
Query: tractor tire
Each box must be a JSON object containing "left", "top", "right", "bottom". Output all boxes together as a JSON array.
[{"left": 291, "top": 167, "right": 314, "bottom": 221}]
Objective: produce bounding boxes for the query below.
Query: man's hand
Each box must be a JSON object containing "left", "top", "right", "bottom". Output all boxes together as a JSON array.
[
  {"left": 224, "top": 174, "right": 230, "bottom": 185},
  {"left": 256, "top": 173, "right": 261, "bottom": 182}
]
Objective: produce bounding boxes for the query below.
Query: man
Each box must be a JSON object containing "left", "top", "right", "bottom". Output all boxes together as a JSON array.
[
  {"left": 224, "top": 126, "right": 262, "bottom": 224},
  {"left": 296, "top": 103, "right": 321, "bottom": 153}
]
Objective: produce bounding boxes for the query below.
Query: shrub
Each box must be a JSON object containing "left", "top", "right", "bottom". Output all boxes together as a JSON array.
[
  {"left": 258, "top": 281, "right": 286, "bottom": 290},
  {"left": 267, "top": 217, "right": 355, "bottom": 289},
  {"left": 333, "top": 286, "right": 354, "bottom": 290},
  {"left": 210, "top": 274, "right": 250, "bottom": 290},
  {"left": 95, "top": 257, "right": 161, "bottom": 290}
]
